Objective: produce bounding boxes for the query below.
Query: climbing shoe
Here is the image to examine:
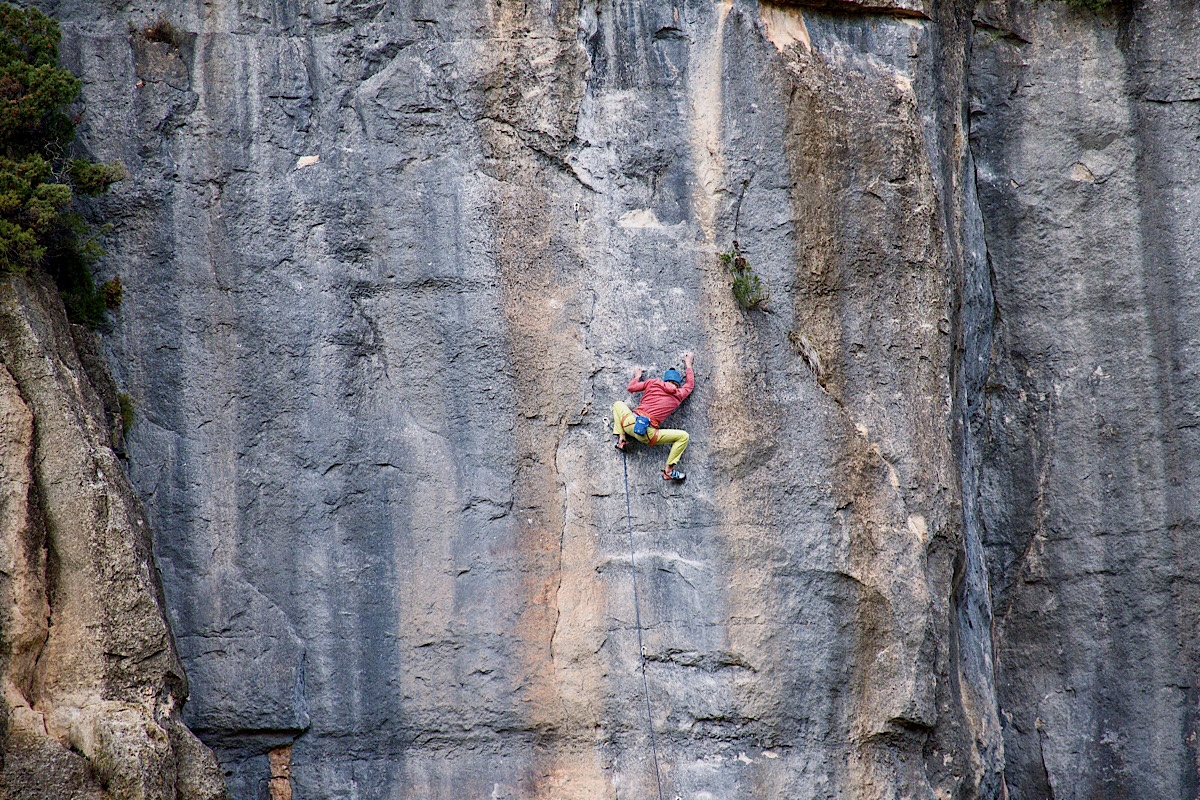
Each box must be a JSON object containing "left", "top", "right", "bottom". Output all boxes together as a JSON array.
[{"left": 662, "top": 467, "right": 686, "bottom": 482}]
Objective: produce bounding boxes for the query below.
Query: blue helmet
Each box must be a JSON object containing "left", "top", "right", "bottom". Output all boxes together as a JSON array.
[{"left": 663, "top": 368, "right": 683, "bottom": 385}]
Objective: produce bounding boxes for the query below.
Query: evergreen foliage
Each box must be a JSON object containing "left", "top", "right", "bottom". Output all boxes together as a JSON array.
[
  {"left": 0, "top": 3, "right": 123, "bottom": 324},
  {"left": 719, "top": 244, "right": 767, "bottom": 310}
]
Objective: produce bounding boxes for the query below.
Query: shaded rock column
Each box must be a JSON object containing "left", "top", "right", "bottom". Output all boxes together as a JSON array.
[{"left": 970, "top": 0, "right": 1200, "bottom": 796}]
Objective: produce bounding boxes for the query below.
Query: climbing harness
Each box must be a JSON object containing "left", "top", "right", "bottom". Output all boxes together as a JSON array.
[{"left": 622, "top": 450, "right": 666, "bottom": 800}]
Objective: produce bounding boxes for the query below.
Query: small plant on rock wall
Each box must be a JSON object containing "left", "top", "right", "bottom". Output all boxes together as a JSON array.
[
  {"left": 720, "top": 243, "right": 767, "bottom": 310},
  {"left": 1059, "top": 0, "right": 1115, "bottom": 10},
  {"left": 788, "top": 329, "right": 826, "bottom": 387},
  {"left": 117, "top": 392, "right": 134, "bottom": 434},
  {"left": 142, "top": 15, "right": 183, "bottom": 48},
  {"left": 99, "top": 275, "right": 122, "bottom": 309},
  {"left": 722, "top": 177, "right": 767, "bottom": 310}
]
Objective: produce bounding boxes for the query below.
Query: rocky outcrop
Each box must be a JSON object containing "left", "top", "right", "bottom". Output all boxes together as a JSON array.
[
  {"left": 13, "top": 0, "right": 1198, "bottom": 797},
  {"left": 0, "top": 269, "right": 223, "bottom": 799},
  {"left": 970, "top": 1, "right": 1200, "bottom": 796}
]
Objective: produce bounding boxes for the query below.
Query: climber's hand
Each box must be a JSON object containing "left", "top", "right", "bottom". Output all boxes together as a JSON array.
[
  {"left": 633, "top": 367, "right": 643, "bottom": 381},
  {"left": 683, "top": 352, "right": 694, "bottom": 368}
]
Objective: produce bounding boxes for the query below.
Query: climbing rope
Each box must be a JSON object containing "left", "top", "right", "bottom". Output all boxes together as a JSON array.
[{"left": 622, "top": 450, "right": 666, "bottom": 800}]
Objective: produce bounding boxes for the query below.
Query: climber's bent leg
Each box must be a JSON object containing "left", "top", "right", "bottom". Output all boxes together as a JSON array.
[
  {"left": 653, "top": 428, "right": 689, "bottom": 466},
  {"left": 612, "top": 401, "right": 633, "bottom": 436},
  {"left": 611, "top": 401, "right": 650, "bottom": 443}
]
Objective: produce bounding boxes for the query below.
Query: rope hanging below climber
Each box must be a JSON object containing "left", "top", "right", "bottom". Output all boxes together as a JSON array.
[{"left": 623, "top": 450, "right": 666, "bottom": 800}]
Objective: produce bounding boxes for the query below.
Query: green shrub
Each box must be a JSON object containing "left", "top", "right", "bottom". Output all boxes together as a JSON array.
[
  {"left": 69, "top": 160, "right": 126, "bottom": 196},
  {"left": 0, "top": 5, "right": 78, "bottom": 150},
  {"left": 719, "top": 245, "right": 767, "bottom": 310},
  {"left": 732, "top": 269, "right": 765, "bottom": 309},
  {"left": 100, "top": 275, "right": 122, "bottom": 309},
  {"left": 117, "top": 392, "right": 134, "bottom": 434},
  {"left": 0, "top": 3, "right": 125, "bottom": 325}
]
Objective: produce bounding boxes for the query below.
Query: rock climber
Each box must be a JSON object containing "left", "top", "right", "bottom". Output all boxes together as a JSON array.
[{"left": 612, "top": 352, "right": 695, "bottom": 482}]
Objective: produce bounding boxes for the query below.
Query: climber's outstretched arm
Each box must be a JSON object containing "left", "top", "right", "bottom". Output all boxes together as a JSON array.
[{"left": 677, "top": 352, "right": 696, "bottom": 399}]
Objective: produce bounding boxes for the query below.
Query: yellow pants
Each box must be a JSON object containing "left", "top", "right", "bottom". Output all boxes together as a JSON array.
[{"left": 612, "top": 401, "right": 690, "bottom": 466}]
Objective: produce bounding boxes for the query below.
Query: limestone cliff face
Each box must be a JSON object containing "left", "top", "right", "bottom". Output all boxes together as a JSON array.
[
  {"left": 970, "top": 1, "right": 1200, "bottom": 797},
  {"left": 11, "top": 0, "right": 1197, "bottom": 798},
  {"left": 0, "top": 270, "right": 223, "bottom": 798}
]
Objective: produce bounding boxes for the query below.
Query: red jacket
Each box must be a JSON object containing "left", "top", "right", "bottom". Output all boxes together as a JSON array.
[{"left": 628, "top": 368, "right": 694, "bottom": 427}]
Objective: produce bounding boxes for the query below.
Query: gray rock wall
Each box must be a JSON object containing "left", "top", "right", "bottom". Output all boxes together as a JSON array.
[
  {"left": 17, "top": 0, "right": 1199, "bottom": 797},
  {"left": 970, "top": 1, "right": 1200, "bottom": 796}
]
